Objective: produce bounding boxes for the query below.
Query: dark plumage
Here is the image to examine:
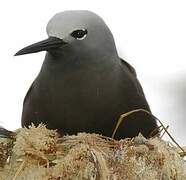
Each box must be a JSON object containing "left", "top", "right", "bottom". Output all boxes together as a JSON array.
[{"left": 15, "top": 10, "right": 158, "bottom": 139}]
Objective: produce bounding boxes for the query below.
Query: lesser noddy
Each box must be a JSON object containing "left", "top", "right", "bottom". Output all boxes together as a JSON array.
[{"left": 15, "top": 10, "right": 158, "bottom": 139}]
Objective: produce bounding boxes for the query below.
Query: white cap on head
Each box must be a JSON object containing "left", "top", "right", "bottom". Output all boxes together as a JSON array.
[
  {"left": 15, "top": 10, "right": 118, "bottom": 57},
  {"left": 47, "top": 11, "right": 106, "bottom": 39},
  {"left": 46, "top": 10, "right": 117, "bottom": 53}
]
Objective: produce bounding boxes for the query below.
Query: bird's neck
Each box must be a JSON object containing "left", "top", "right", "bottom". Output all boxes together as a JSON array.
[
  {"left": 36, "top": 50, "right": 120, "bottom": 87},
  {"left": 41, "top": 48, "right": 119, "bottom": 72}
]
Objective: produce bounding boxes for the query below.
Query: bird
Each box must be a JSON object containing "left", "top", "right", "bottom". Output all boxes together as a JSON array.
[{"left": 15, "top": 10, "right": 158, "bottom": 139}]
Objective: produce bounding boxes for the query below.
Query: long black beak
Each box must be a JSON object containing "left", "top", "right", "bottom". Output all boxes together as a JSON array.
[{"left": 15, "top": 37, "right": 67, "bottom": 56}]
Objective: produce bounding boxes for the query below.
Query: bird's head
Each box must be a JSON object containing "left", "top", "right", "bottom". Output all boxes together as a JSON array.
[{"left": 15, "top": 10, "right": 117, "bottom": 57}]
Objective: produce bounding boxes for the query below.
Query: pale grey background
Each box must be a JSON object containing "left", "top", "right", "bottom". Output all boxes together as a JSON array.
[{"left": 0, "top": 0, "right": 185, "bottom": 145}]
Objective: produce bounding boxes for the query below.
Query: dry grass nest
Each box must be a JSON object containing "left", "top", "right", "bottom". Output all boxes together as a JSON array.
[{"left": 0, "top": 123, "right": 185, "bottom": 180}]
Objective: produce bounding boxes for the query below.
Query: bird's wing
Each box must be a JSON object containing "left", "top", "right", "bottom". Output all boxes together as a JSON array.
[
  {"left": 120, "top": 58, "right": 147, "bottom": 97},
  {"left": 23, "top": 82, "right": 34, "bottom": 105},
  {"left": 120, "top": 58, "right": 137, "bottom": 77}
]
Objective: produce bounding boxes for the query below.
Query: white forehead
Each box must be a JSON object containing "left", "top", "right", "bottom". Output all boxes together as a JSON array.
[{"left": 46, "top": 10, "right": 106, "bottom": 39}]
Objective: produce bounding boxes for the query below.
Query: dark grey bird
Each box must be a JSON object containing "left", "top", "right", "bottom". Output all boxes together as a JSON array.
[{"left": 15, "top": 10, "right": 158, "bottom": 139}]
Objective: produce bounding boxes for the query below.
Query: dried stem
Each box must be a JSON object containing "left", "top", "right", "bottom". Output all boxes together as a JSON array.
[
  {"left": 112, "top": 108, "right": 186, "bottom": 155},
  {"left": 12, "top": 159, "right": 26, "bottom": 180}
]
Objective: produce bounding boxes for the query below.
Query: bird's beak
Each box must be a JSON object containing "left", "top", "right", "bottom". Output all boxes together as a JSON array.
[{"left": 15, "top": 37, "right": 67, "bottom": 56}]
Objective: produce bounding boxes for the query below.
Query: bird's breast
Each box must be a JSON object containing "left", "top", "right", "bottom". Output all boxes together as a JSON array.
[{"left": 23, "top": 63, "right": 145, "bottom": 135}]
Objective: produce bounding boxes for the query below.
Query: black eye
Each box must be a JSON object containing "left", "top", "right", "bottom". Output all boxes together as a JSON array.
[{"left": 70, "top": 29, "right": 88, "bottom": 40}]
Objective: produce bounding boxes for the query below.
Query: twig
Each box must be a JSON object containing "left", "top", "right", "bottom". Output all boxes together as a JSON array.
[
  {"left": 160, "top": 125, "right": 169, "bottom": 138},
  {"left": 111, "top": 108, "right": 151, "bottom": 138},
  {"left": 97, "top": 134, "right": 116, "bottom": 142},
  {"left": 155, "top": 117, "right": 185, "bottom": 154},
  {"left": 176, "top": 146, "right": 186, "bottom": 157},
  {"left": 149, "top": 125, "right": 162, "bottom": 137},
  {"left": 90, "top": 148, "right": 110, "bottom": 180},
  {"left": 12, "top": 159, "right": 26, "bottom": 180},
  {"left": 111, "top": 108, "right": 186, "bottom": 156}
]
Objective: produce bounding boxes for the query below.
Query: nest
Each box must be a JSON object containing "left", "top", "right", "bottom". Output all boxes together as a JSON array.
[{"left": 0, "top": 124, "right": 185, "bottom": 180}]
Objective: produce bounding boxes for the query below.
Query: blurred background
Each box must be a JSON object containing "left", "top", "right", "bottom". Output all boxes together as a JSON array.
[{"left": 0, "top": 0, "right": 185, "bottom": 145}]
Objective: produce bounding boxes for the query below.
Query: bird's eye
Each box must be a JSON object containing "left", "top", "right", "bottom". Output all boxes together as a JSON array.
[{"left": 70, "top": 29, "right": 88, "bottom": 40}]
